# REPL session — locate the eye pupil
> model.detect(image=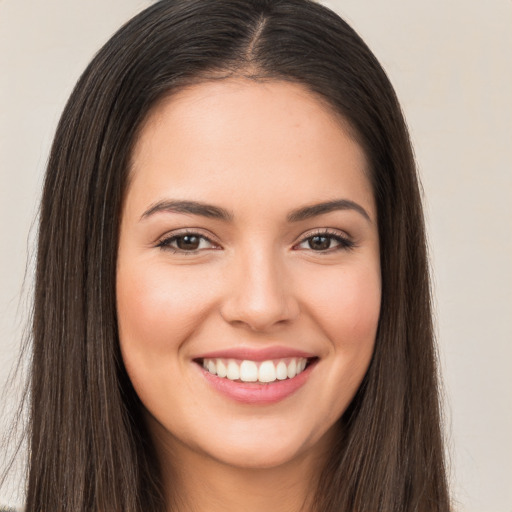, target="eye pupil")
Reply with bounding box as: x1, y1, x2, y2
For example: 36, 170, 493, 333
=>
177, 235, 200, 250
309, 235, 331, 251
